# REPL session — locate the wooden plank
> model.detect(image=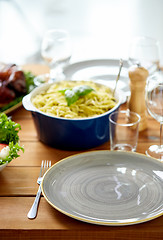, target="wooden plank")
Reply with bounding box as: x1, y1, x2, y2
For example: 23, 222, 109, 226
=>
17, 119, 38, 141
9, 107, 32, 119
0, 167, 40, 196
22, 64, 49, 76
5, 139, 161, 168
1, 229, 163, 240
0, 197, 162, 240
8, 141, 90, 166
0, 138, 161, 195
